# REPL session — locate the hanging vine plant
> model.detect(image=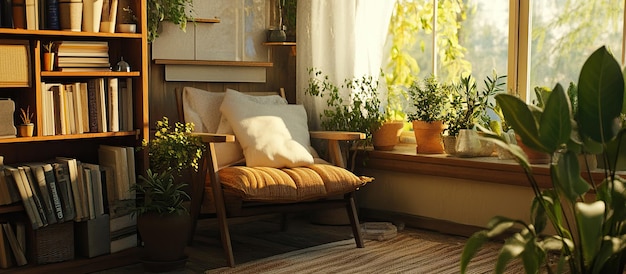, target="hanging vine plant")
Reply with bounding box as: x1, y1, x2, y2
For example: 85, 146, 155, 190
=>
147, 0, 195, 43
